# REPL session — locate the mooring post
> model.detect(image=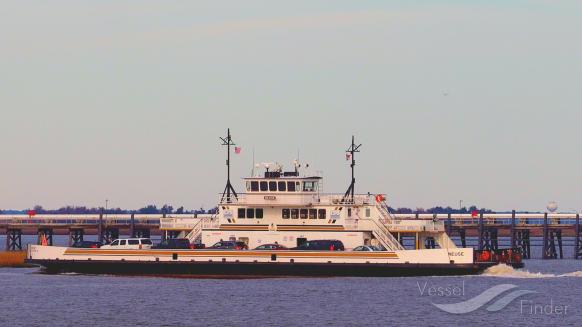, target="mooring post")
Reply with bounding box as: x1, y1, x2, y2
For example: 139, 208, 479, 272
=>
130, 213, 135, 238
557, 230, 563, 259
543, 212, 549, 259
478, 212, 484, 251
98, 210, 103, 244
459, 229, 466, 248
576, 213, 581, 259
510, 210, 516, 248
